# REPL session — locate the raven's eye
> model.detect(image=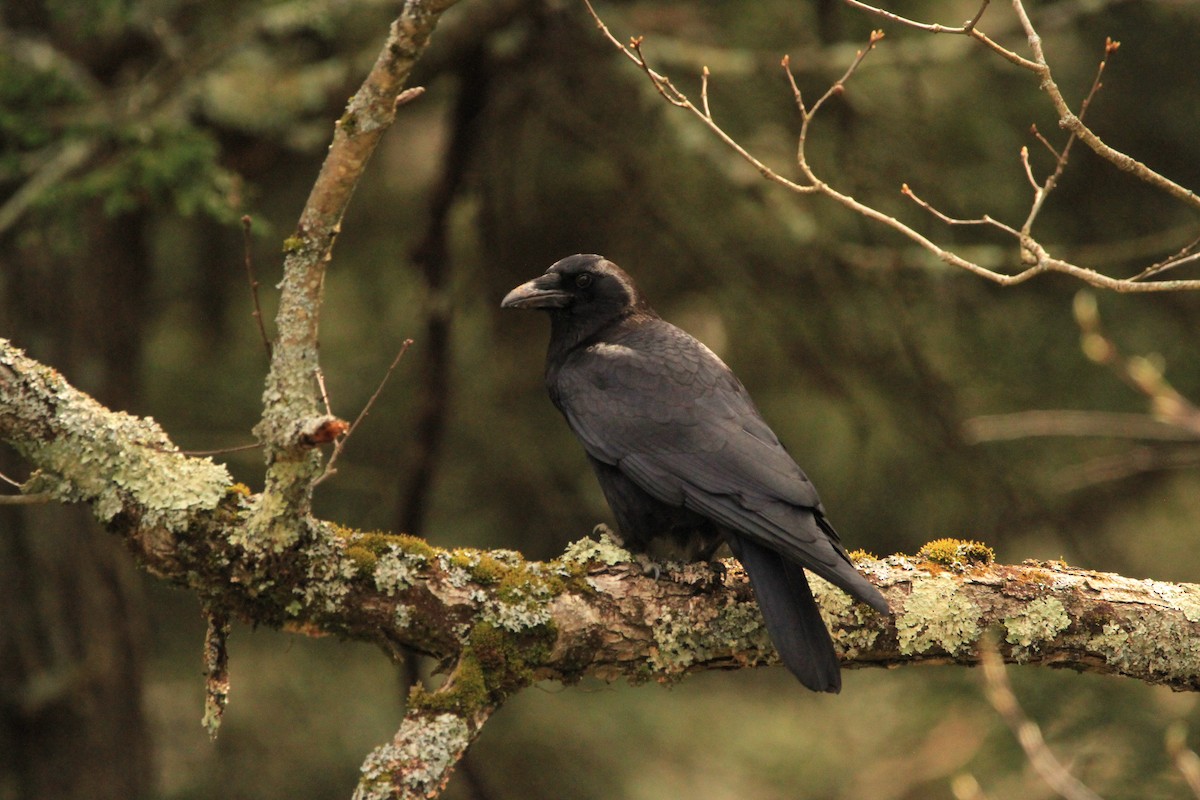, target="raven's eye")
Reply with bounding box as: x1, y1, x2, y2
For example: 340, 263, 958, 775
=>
575, 273, 593, 289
